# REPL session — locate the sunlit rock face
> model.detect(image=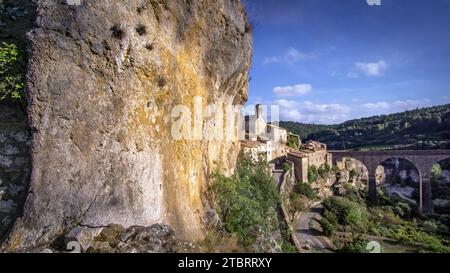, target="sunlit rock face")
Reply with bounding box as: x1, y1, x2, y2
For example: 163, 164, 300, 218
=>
3, 0, 251, 250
